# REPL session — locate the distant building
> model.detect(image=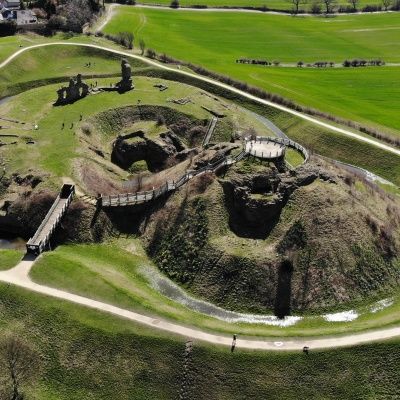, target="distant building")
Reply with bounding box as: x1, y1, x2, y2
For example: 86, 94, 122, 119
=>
0, 0, 20, 10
